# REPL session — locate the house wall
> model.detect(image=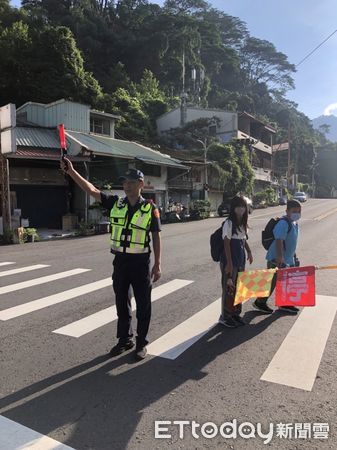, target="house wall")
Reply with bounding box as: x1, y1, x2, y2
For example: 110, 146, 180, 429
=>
208, 191, 223, 211
17, 101, 116, 137
157, 107, 237, 136
18, 100, 90, 132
